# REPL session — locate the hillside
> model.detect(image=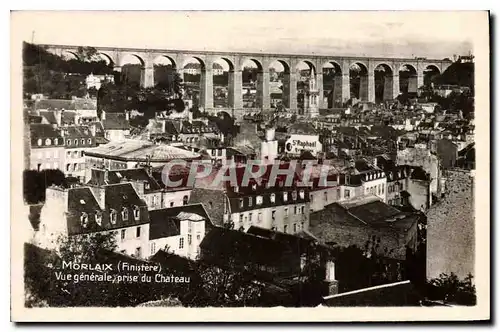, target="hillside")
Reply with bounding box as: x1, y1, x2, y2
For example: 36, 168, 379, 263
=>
433, 62, 474, 89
